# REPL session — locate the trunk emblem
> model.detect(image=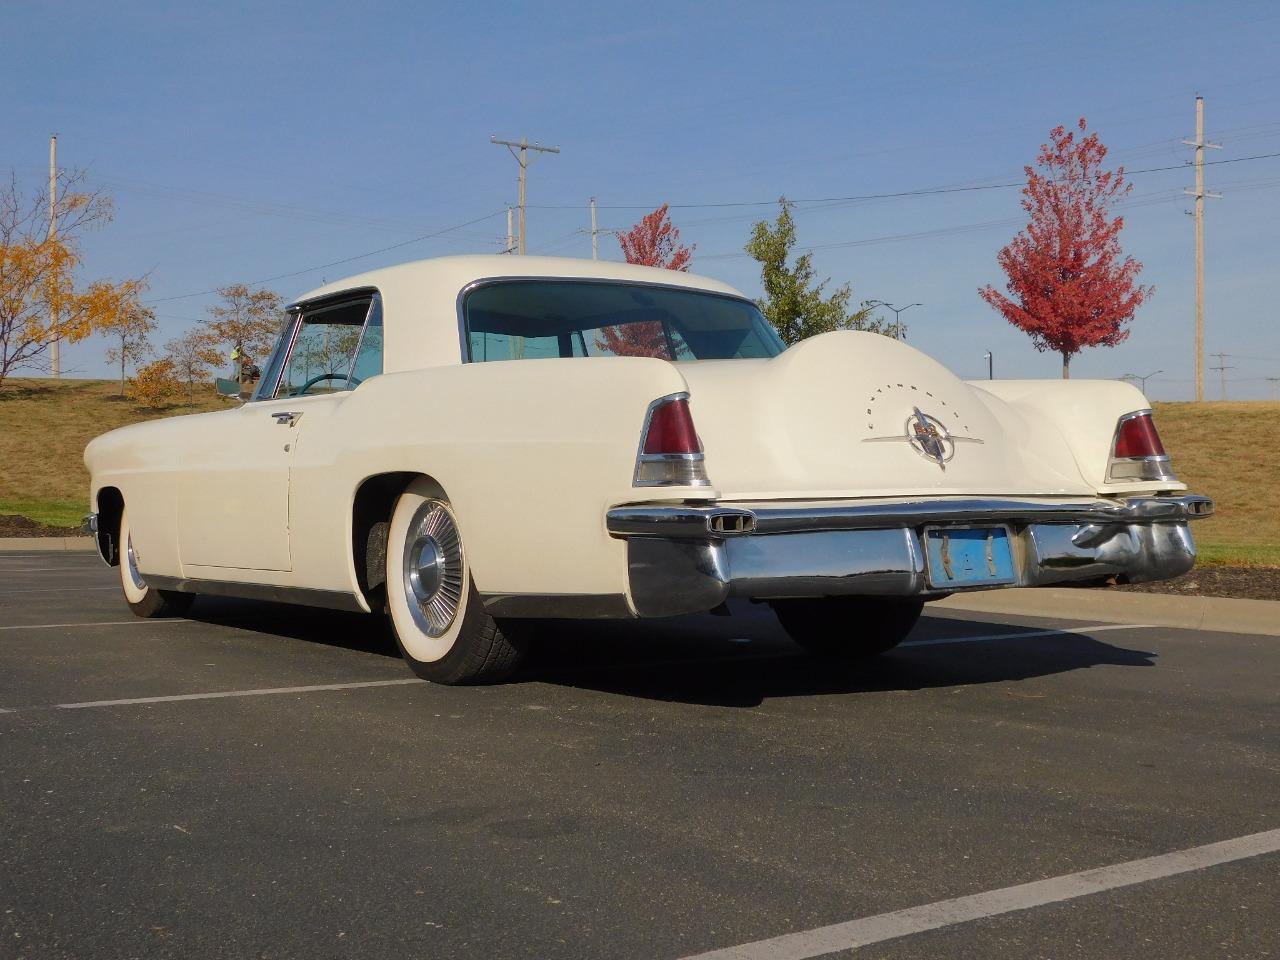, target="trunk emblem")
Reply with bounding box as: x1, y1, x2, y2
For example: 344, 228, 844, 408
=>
865, 407, 983, 470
